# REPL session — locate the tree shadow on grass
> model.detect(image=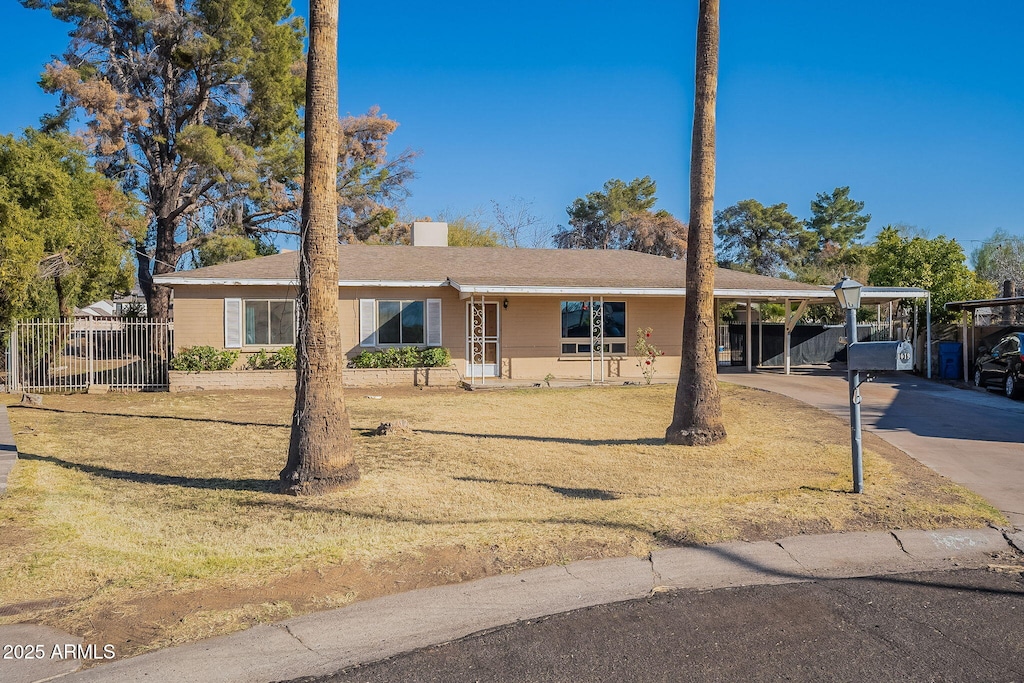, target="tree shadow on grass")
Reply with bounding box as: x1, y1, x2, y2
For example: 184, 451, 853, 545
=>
18, 455, 673, 539
21, 452, 683, 541
415, 428, 664, 447
453, 476, 622, 500
235, 495, 678, 540
9, 405, 287, 429
18, 452, 278, 493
